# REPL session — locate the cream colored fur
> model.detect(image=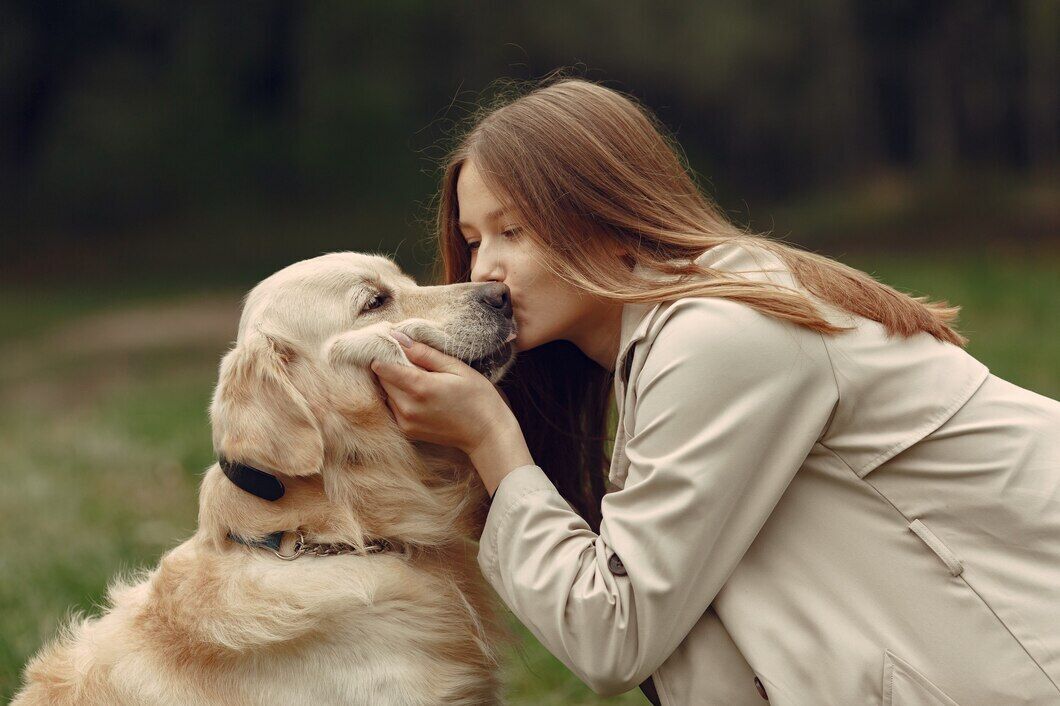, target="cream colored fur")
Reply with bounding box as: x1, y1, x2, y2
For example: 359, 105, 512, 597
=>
14, 253, 517, 705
